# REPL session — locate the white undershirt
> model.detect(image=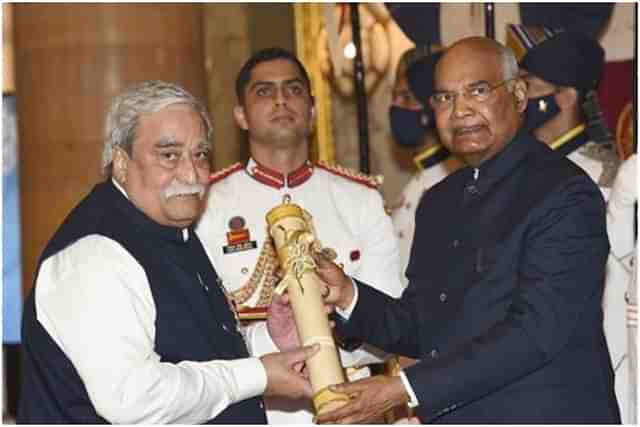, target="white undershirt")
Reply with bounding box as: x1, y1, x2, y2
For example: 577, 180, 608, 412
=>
34, 180, 267, 424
